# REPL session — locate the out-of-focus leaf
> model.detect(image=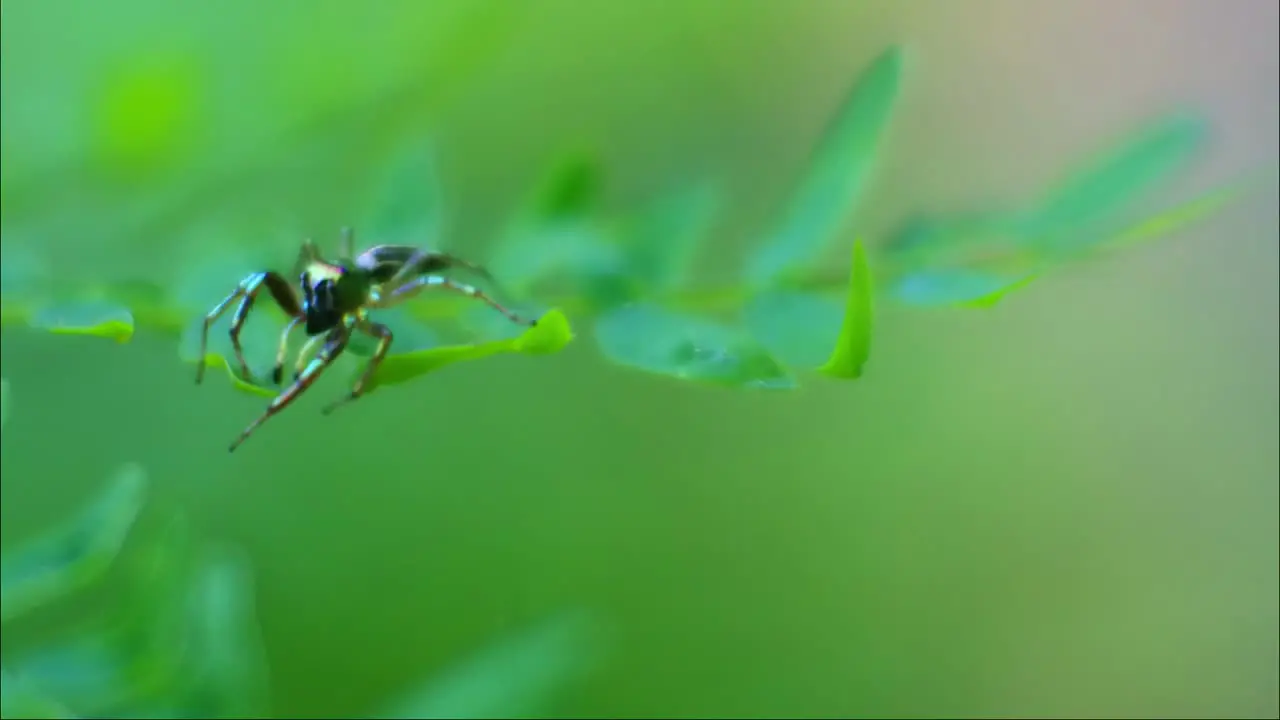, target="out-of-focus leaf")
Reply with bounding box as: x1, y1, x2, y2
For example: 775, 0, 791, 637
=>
891, 268, 1037, 308
362, 308, 574, 393
0, 463, 147, 623
0, 667, 74, 719
746, 46, 903, 287
169, 546, 269, 719
625, 181, 721, 293
362, 138, 445, 250
489, 155, 624, 297
819, 240, 875, 379
374, 611, 604, 720
1020, 112, 1208, 252
30, 302, 135, 344
742, 291, 844, 370
1097, 178, 1250, 254
11, 517, 194, 715
1, 378, 9, 432
595, 303, 795, 389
